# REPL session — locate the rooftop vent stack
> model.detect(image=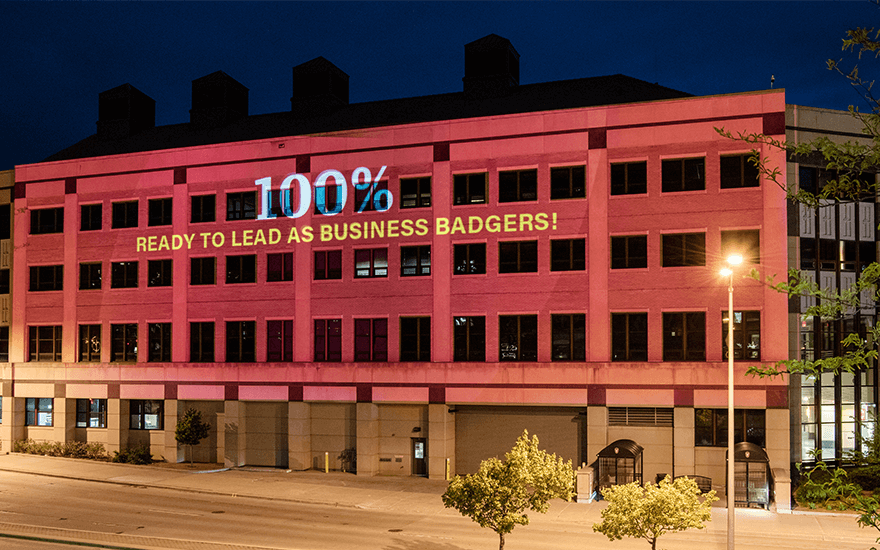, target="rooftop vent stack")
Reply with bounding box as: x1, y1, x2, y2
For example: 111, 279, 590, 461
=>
463, 34, 520, 100
290, 57, 349, 118
190, 71, 249, 130
96, 84, 156, 140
